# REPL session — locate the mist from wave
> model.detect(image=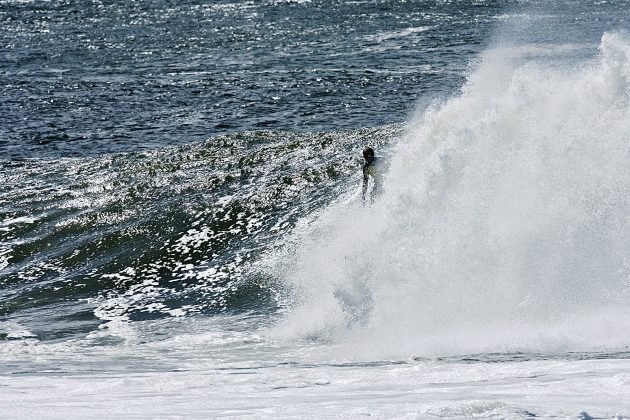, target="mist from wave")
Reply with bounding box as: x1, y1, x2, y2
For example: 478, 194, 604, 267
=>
274, 31, 630, 359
